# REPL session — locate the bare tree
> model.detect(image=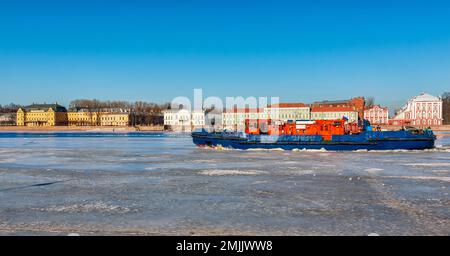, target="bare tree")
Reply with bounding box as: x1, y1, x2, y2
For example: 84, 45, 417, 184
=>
0, 103, 20, 126
365, 97, 375, 108
443, 92, 450, 125
69, 99, 166, 126
0, 103, 22, 113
